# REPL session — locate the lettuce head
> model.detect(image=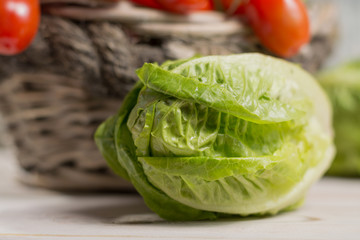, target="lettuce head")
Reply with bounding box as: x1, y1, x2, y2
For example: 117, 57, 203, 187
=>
95, 54, 334, 220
